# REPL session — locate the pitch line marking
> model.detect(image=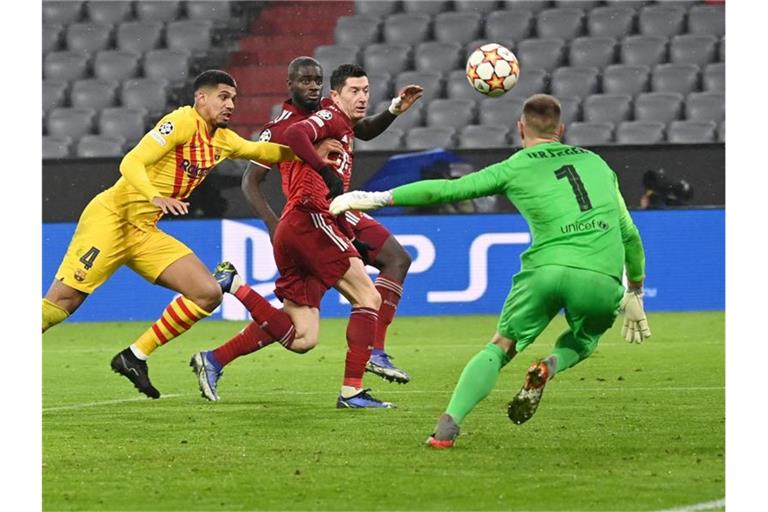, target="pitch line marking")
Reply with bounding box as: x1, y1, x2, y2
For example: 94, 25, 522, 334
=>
656, 498, 725, 512
42, 393, 186, 413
